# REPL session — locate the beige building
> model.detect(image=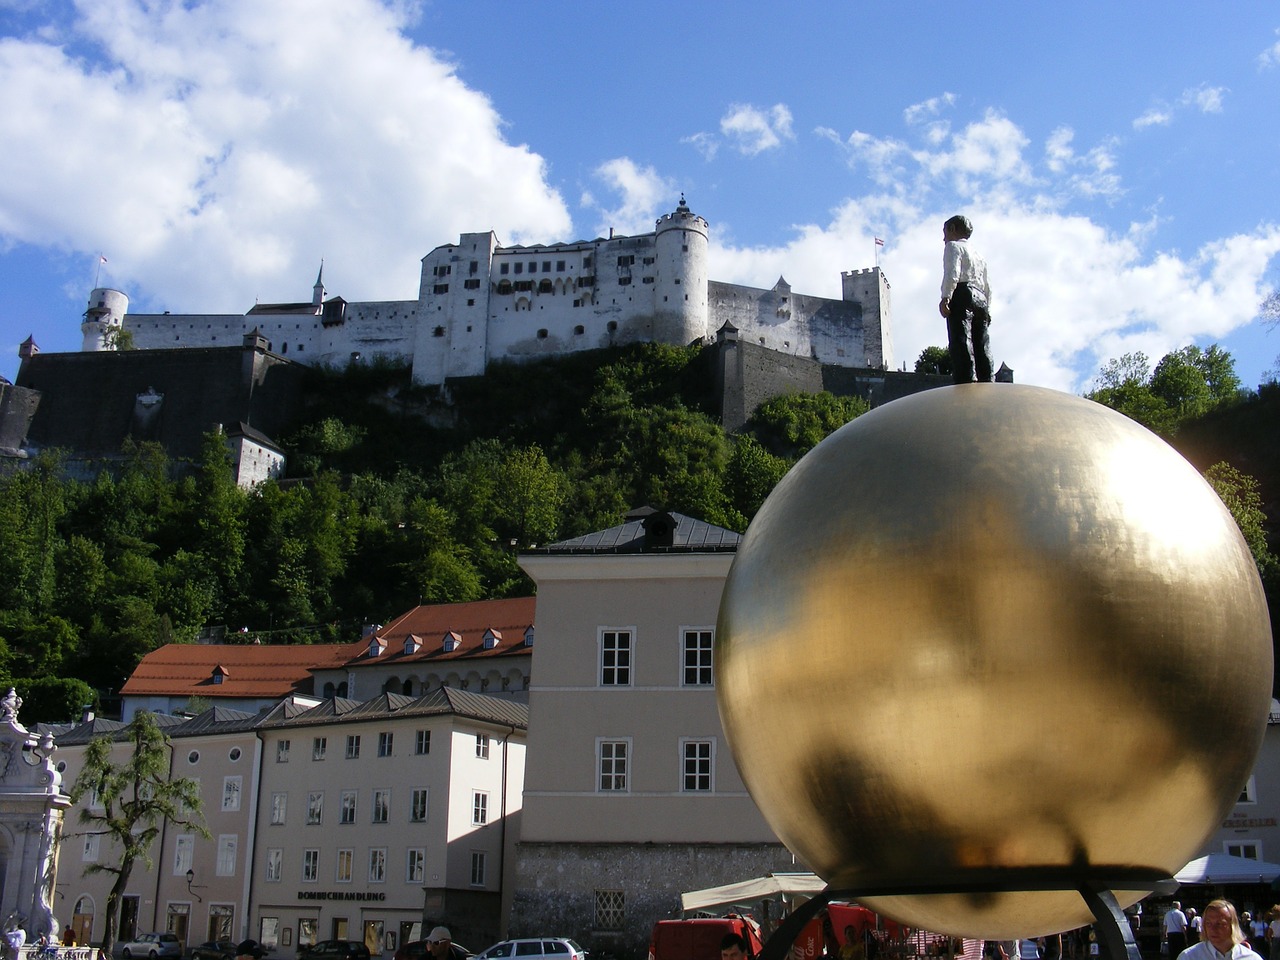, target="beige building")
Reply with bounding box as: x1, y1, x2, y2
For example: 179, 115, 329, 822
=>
249, 689, 527, 956
513, 509, 796, 957
53, 707, 266, 949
